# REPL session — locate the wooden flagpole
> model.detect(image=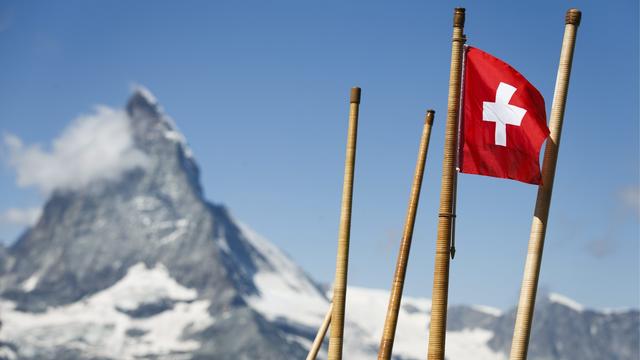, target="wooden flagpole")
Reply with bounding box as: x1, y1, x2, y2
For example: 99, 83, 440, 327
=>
427, 8, 465, 360
328, 87, 361, 360
306, 302, 333, 360
378, 110, 436, 360
509, 9, 581, 360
